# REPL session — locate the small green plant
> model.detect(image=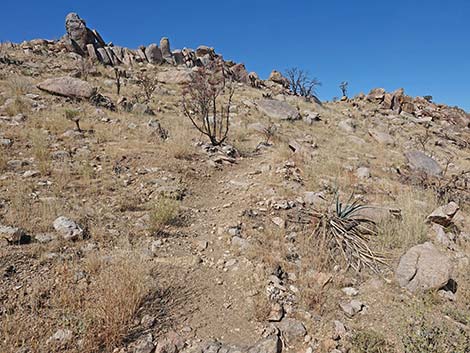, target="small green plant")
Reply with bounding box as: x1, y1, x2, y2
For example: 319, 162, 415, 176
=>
311, 191, 387, 272
351, 329, 396, 353
150, 197, 179, 234
64, 109, 81, 132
